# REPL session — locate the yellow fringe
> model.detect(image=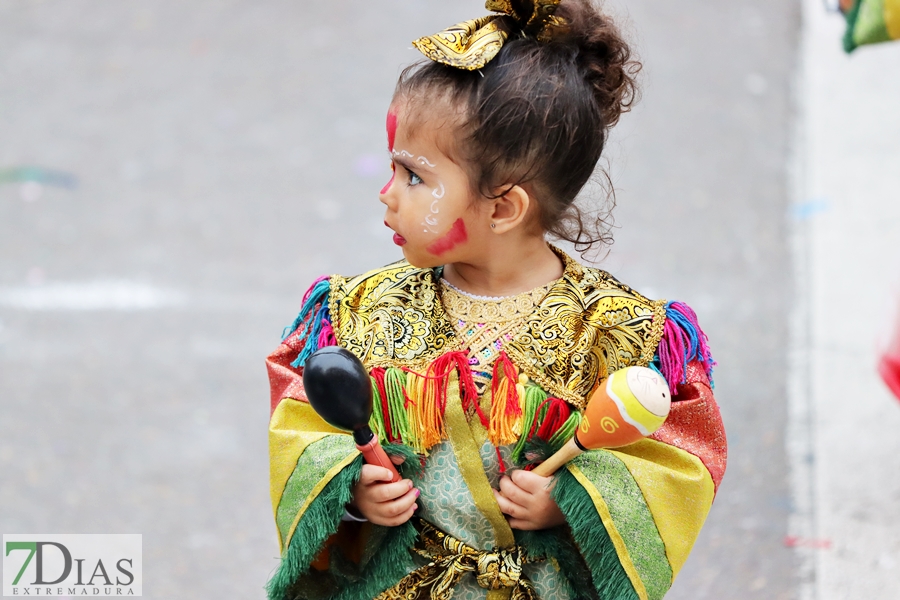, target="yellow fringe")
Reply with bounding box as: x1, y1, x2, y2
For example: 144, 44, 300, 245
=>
488, 365, 523, 446
376, 354, 533, 453
405, 370, 424, 454
407, 366, 446, 453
